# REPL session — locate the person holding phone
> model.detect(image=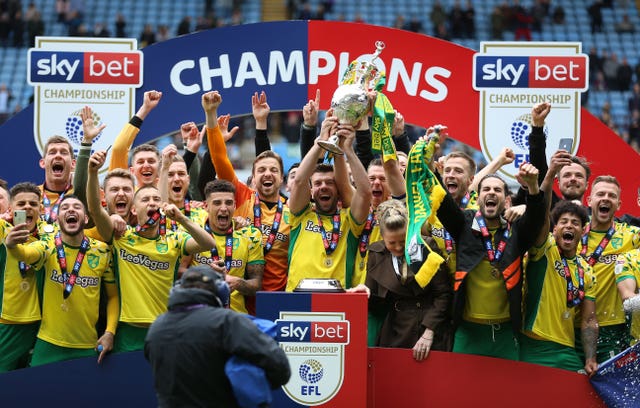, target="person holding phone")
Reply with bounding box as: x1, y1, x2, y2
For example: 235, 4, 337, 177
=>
0, 182, 46, 371
512, 103, 591, 210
